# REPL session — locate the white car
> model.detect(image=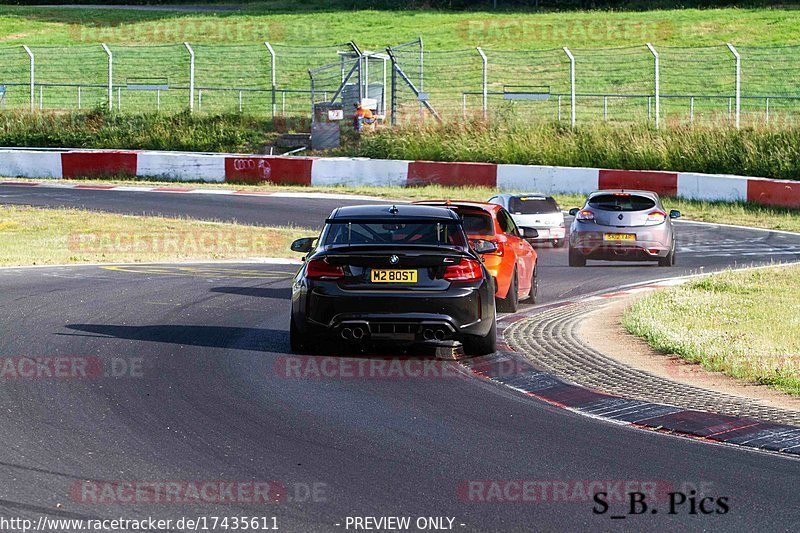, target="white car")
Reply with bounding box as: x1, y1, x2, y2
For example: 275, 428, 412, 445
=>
488, 193, 567, 247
